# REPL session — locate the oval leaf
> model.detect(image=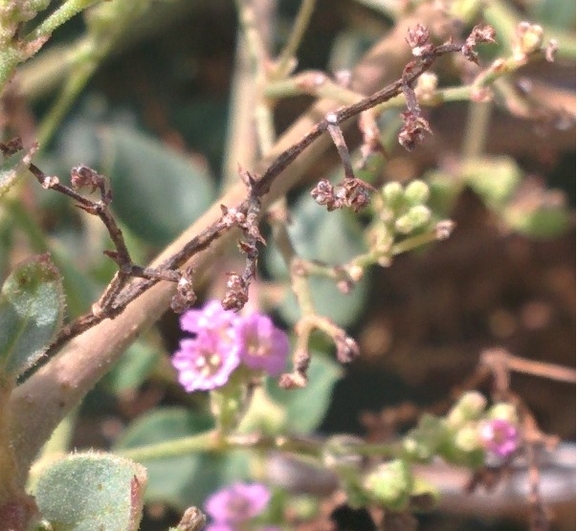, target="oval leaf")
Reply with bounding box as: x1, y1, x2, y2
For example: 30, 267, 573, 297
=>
99, 126, 215, 246
35, 452, 147, 531
0, 254, 64, 377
